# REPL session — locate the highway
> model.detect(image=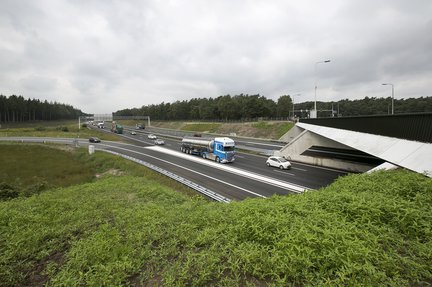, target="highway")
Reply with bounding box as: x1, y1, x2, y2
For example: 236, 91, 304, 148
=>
1, 126, 348, 201
91, 126, 348, 198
